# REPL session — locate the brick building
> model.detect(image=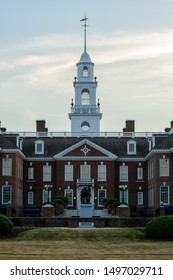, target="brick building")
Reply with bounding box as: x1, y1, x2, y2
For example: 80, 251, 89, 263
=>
0, 18, 173, 217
